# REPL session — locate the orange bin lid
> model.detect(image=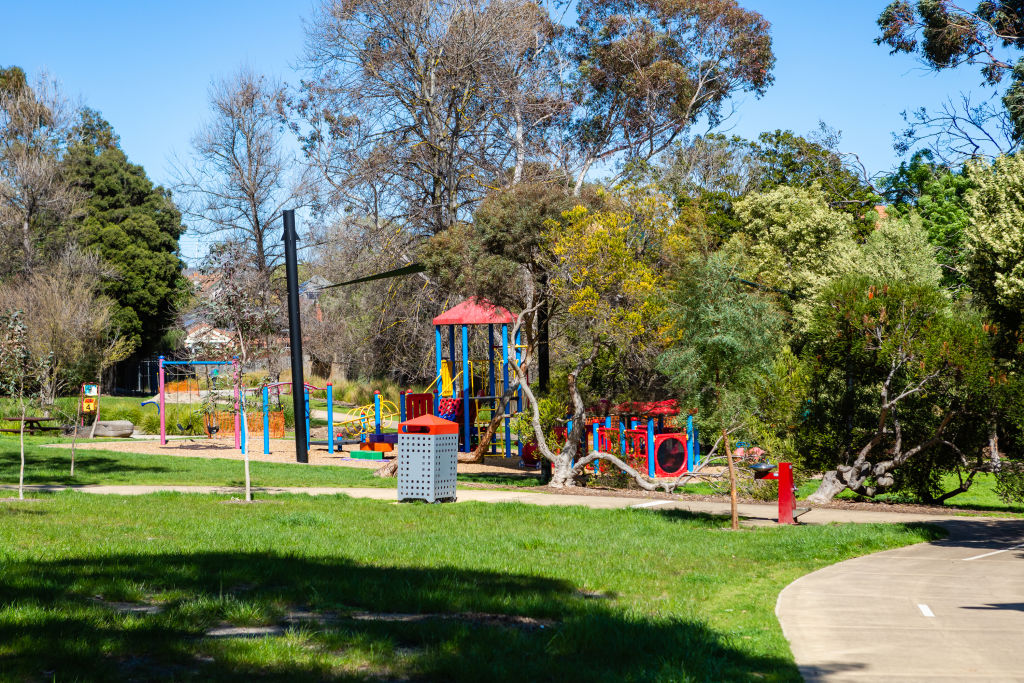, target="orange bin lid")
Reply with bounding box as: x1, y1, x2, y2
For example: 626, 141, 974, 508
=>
400, 413, 458, 435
